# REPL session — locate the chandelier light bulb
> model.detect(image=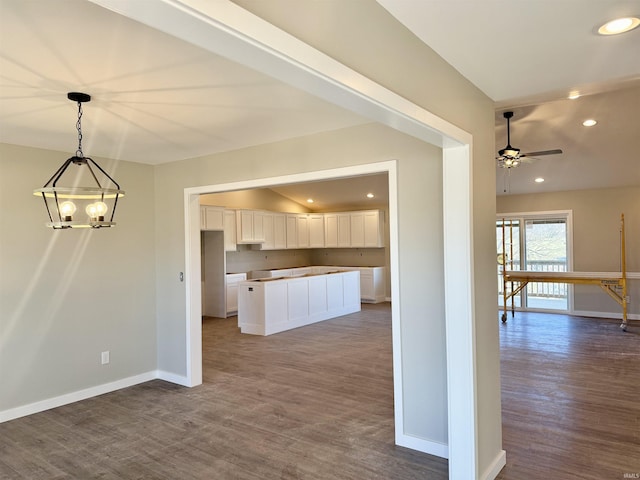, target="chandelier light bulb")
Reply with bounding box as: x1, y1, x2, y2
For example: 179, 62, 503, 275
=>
86, 203, 98, 219
94, 201, 108, 218
86, 202, 109, 221
59, 201, 76, 220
